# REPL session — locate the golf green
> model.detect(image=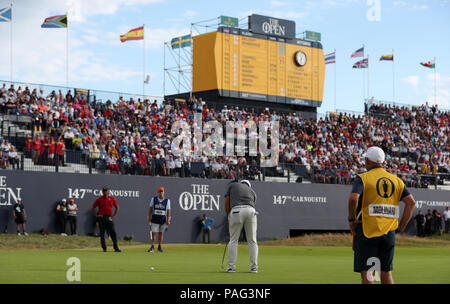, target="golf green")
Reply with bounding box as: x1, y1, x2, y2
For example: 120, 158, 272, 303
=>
1, 244, 449, 284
